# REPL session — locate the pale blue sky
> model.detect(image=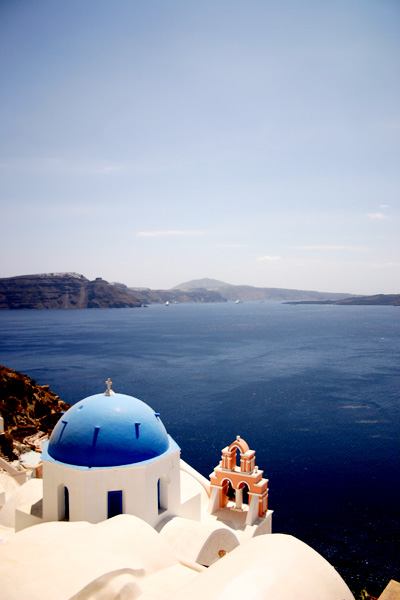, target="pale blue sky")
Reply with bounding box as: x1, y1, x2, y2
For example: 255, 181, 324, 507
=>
1, 0, 399, 294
